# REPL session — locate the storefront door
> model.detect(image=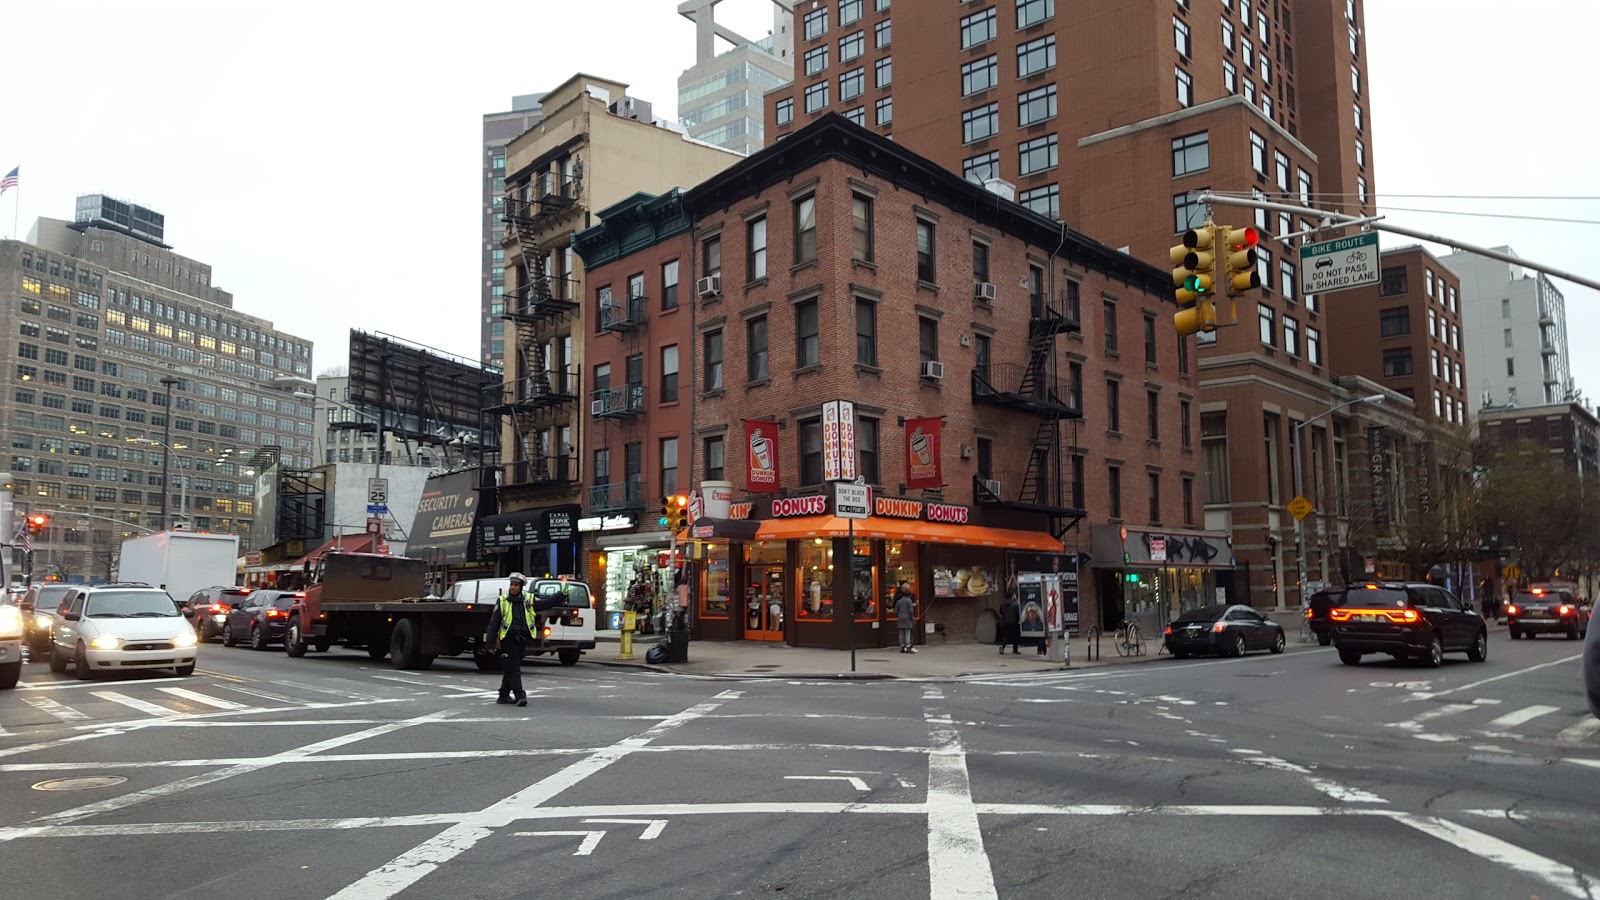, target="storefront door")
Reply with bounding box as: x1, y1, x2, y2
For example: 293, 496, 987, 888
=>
744, 565, 785, 641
